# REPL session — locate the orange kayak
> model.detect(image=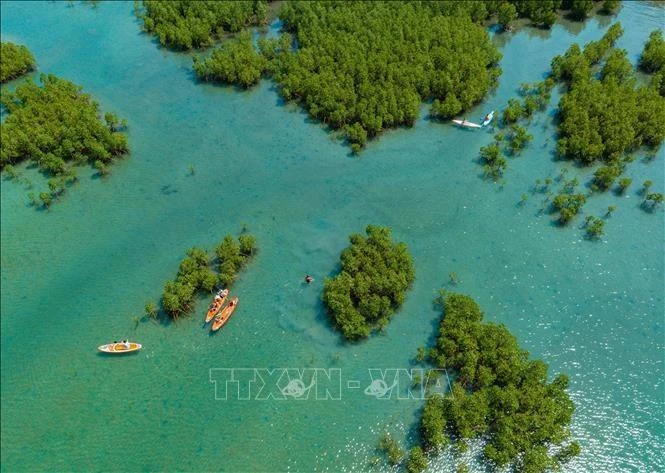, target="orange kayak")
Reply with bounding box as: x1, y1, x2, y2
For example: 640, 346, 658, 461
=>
205, 291, 228, 323
98, 342, 142, 354
211, 297, 239, 332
